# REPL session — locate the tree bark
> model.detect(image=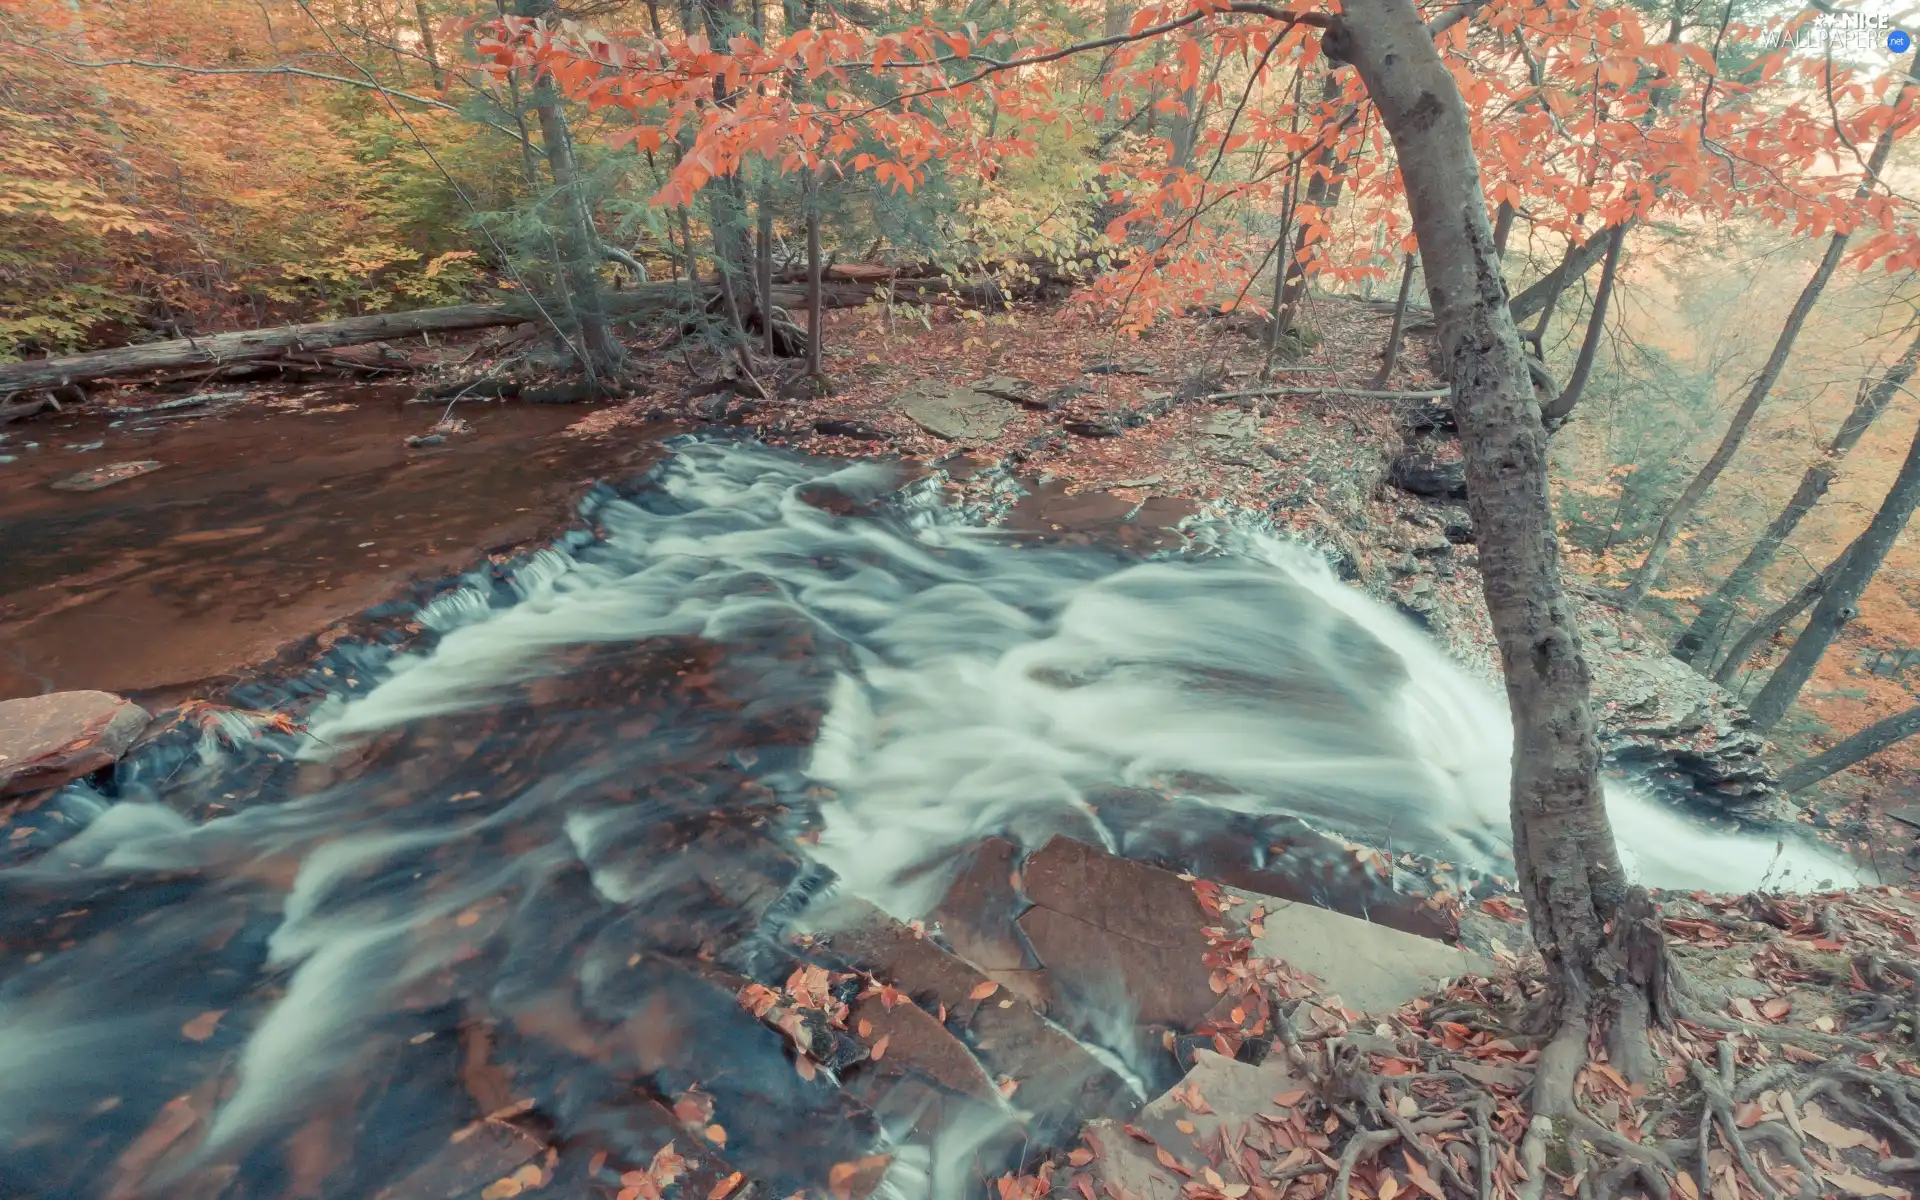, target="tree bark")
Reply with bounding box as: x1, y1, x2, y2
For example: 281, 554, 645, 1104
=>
1261, 170, 1302, 378
1616, 228, 1854, 612
518, 0, 624, 383
1710, 535, 1857, 685
1272, 73, 1348, 345
1367, 251, 1418, 389
1510, 219, 1636, 326
1619, 61, 1911, 611
413, 0, 445, 89
806, 169, 824, 378
757, 179, 777, 355
0, 294, 680, 392
0, 278, 921, 393
1491, 200, 1515, 260
1747, 414, 1920, 731
1675, 326, 1920, 666
1540, 222, 1625, 430
1778, 703, 1920, 793
1332, 0, 1628, 1013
